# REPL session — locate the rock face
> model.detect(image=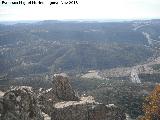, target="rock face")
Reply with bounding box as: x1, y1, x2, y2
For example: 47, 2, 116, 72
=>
0, 86, 44, 120
38, 87, 57, 117
0, 75, 126, 120
52, 75, 79, 101
130, 68, 141, 83
0, 91, 4, 119
38, 74, 79, 116
50, 75, 126, 120
52, 96, 125, 120
52, 104, 125, 120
